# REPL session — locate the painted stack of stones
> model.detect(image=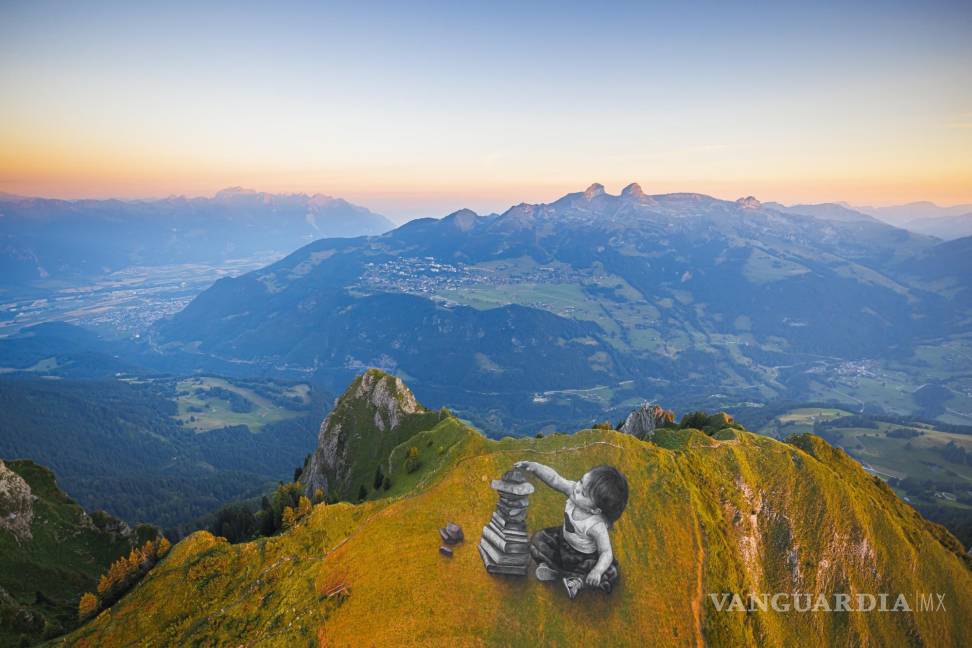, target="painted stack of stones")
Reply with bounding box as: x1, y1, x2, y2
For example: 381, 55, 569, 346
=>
439, 522, 464, 557
479, 468, 534, 575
